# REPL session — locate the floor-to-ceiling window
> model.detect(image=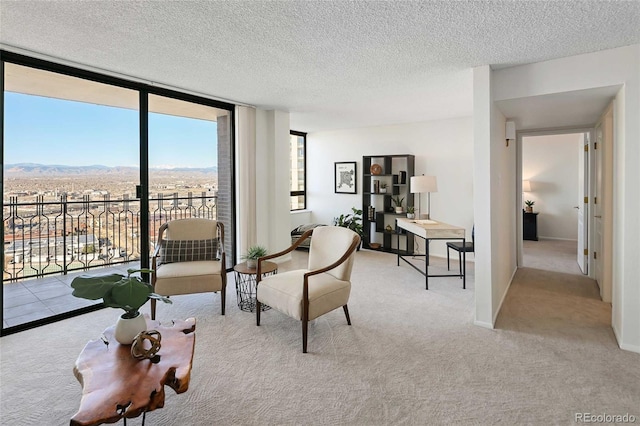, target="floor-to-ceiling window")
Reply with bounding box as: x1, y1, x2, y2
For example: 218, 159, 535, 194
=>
1, 52, 235, 335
